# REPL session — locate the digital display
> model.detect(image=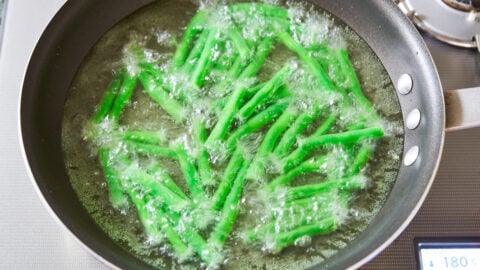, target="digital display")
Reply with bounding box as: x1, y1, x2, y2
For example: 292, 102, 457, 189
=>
416, 238, 480, 270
